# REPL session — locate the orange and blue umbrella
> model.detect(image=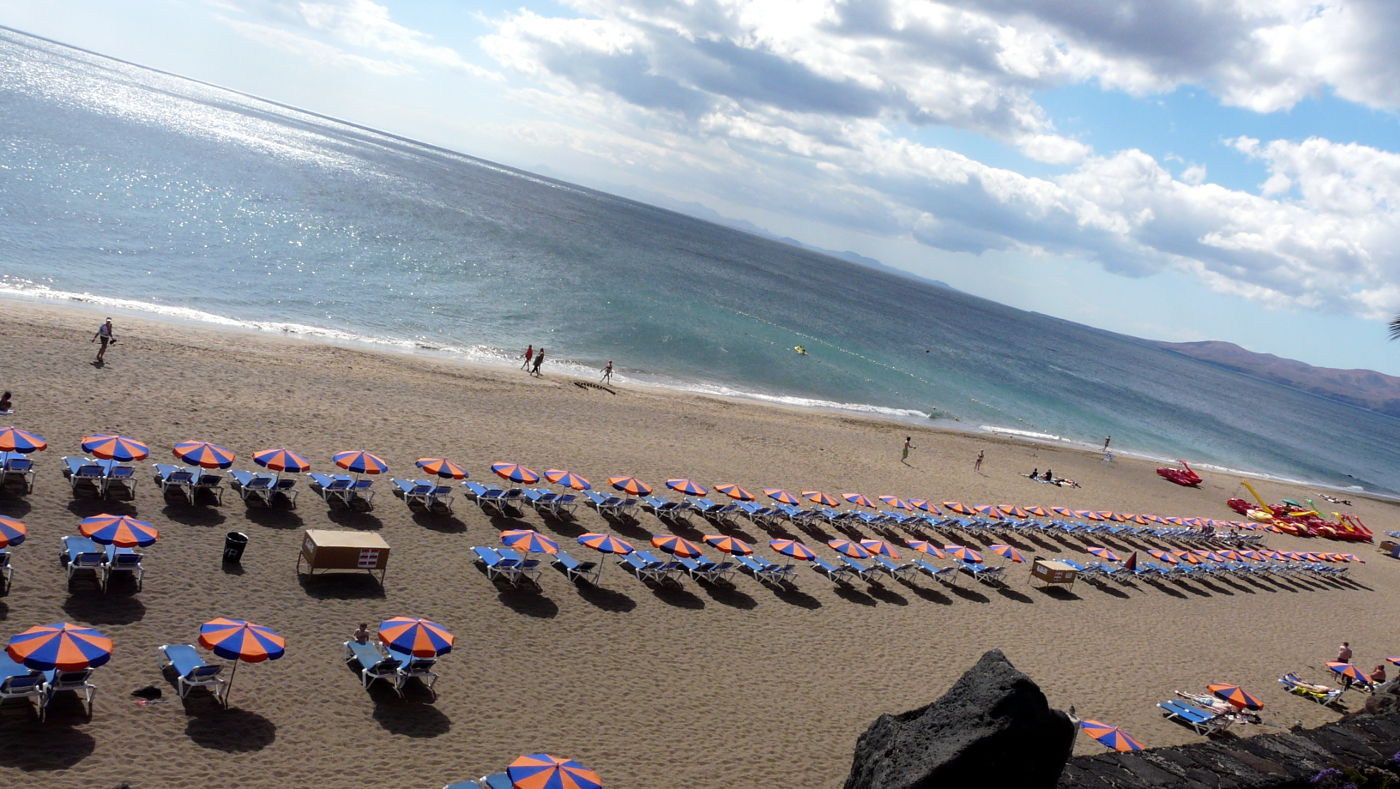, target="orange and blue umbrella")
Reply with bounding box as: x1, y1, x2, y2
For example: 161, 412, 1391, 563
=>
879, 495, 911, 510
1148, 550, 1178, 565
608, 476, 652, 496
651, 534, 703, 558
1024, 505, 1050, 518
501, 529, 560, 555
905, 539, 946, 559
198, 618, 286, 705
972, 504, 1003, 519
6, 622, 112, 671
79, 513, 158, 547
945, 544, 982, 563
1207, 683, 1263, 711
377, 617, 454, 657
1087, 546, 1123, 563
943, 501, 974, 515
988, 544, 1024, 563
827, 539, 871, 559
666, 478, 707, 496
506, 753, 602, 789
1050, 506, 1076, 518
544, 469, 590, 491
843, 493, 875, 508
713, 483, 753, 501
1078, 719, 1143, 752
860, 539, 901, 560
418, 458, 468, 480
492, 462, 540, 484
0, 516, 26, 548
770, 539, 815, 560
1327, 662, 1370, 685
1163, 516, 1186, 526
702, 534, 752, 556
803, 490, 839, 507
1174, 550, 1201, 565
578, 533, 633, 555
253, 448, 310, 473
81, 434, 148, 461
173, 440, 235, 469
999, 505, 1030, 519
763, 488, 800, 505
1386, 656, 1400, 667
908, 499, 939, 514
335, 450, 389, 475
0, 427, 46, 454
